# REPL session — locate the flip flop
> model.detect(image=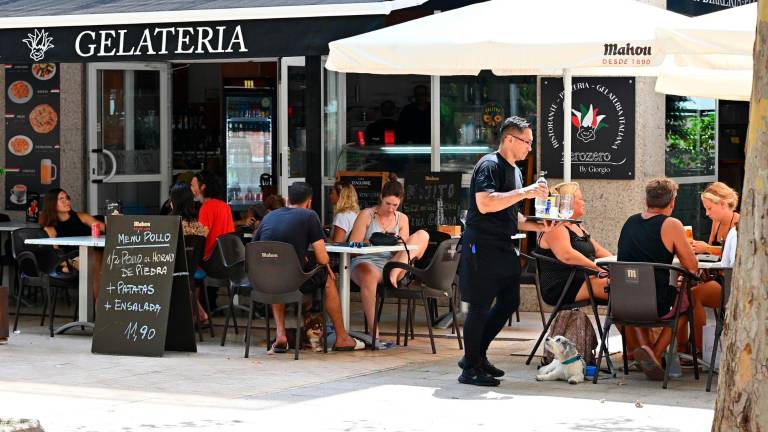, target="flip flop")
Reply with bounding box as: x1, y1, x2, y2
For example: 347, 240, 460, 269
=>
334, 338, 365, 351
271, 341, 289, 354
632, 347, 664, 381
